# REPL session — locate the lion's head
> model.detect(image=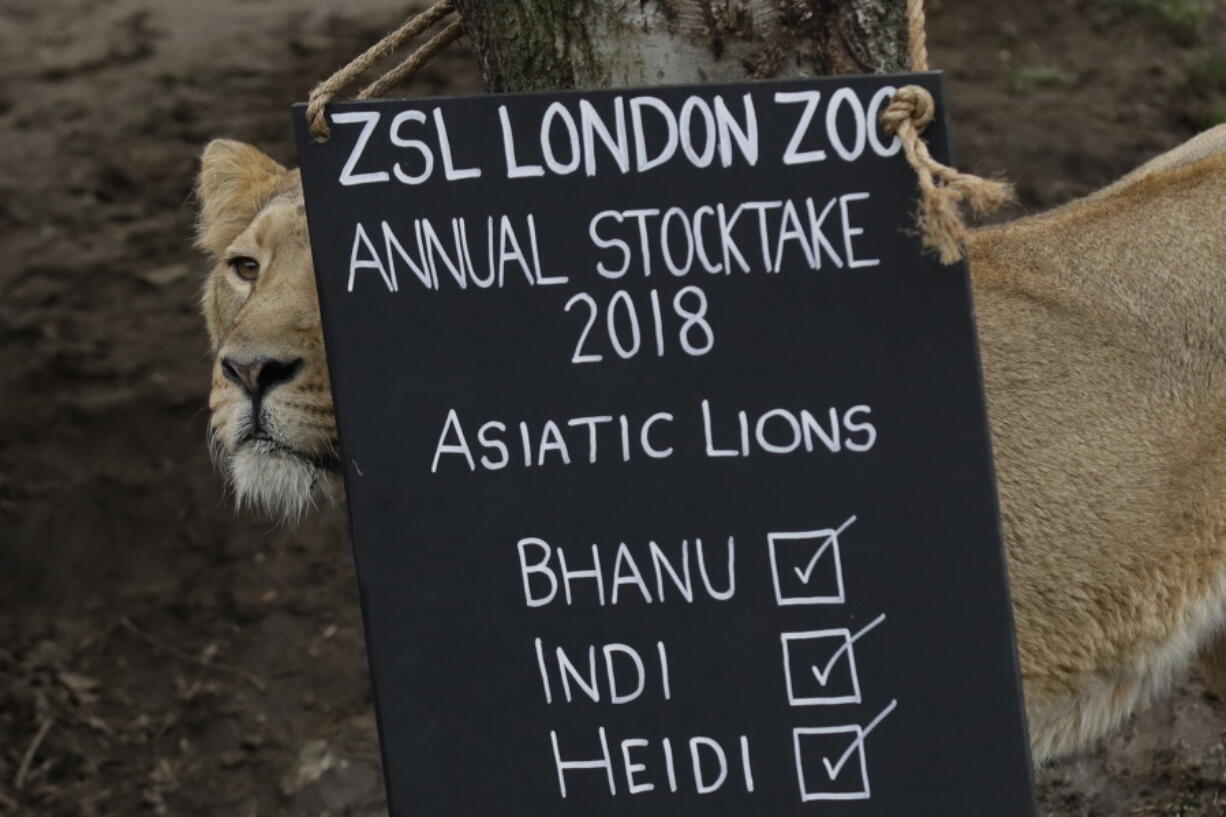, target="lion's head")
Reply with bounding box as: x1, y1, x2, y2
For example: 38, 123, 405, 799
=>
195, 140, 339, 520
